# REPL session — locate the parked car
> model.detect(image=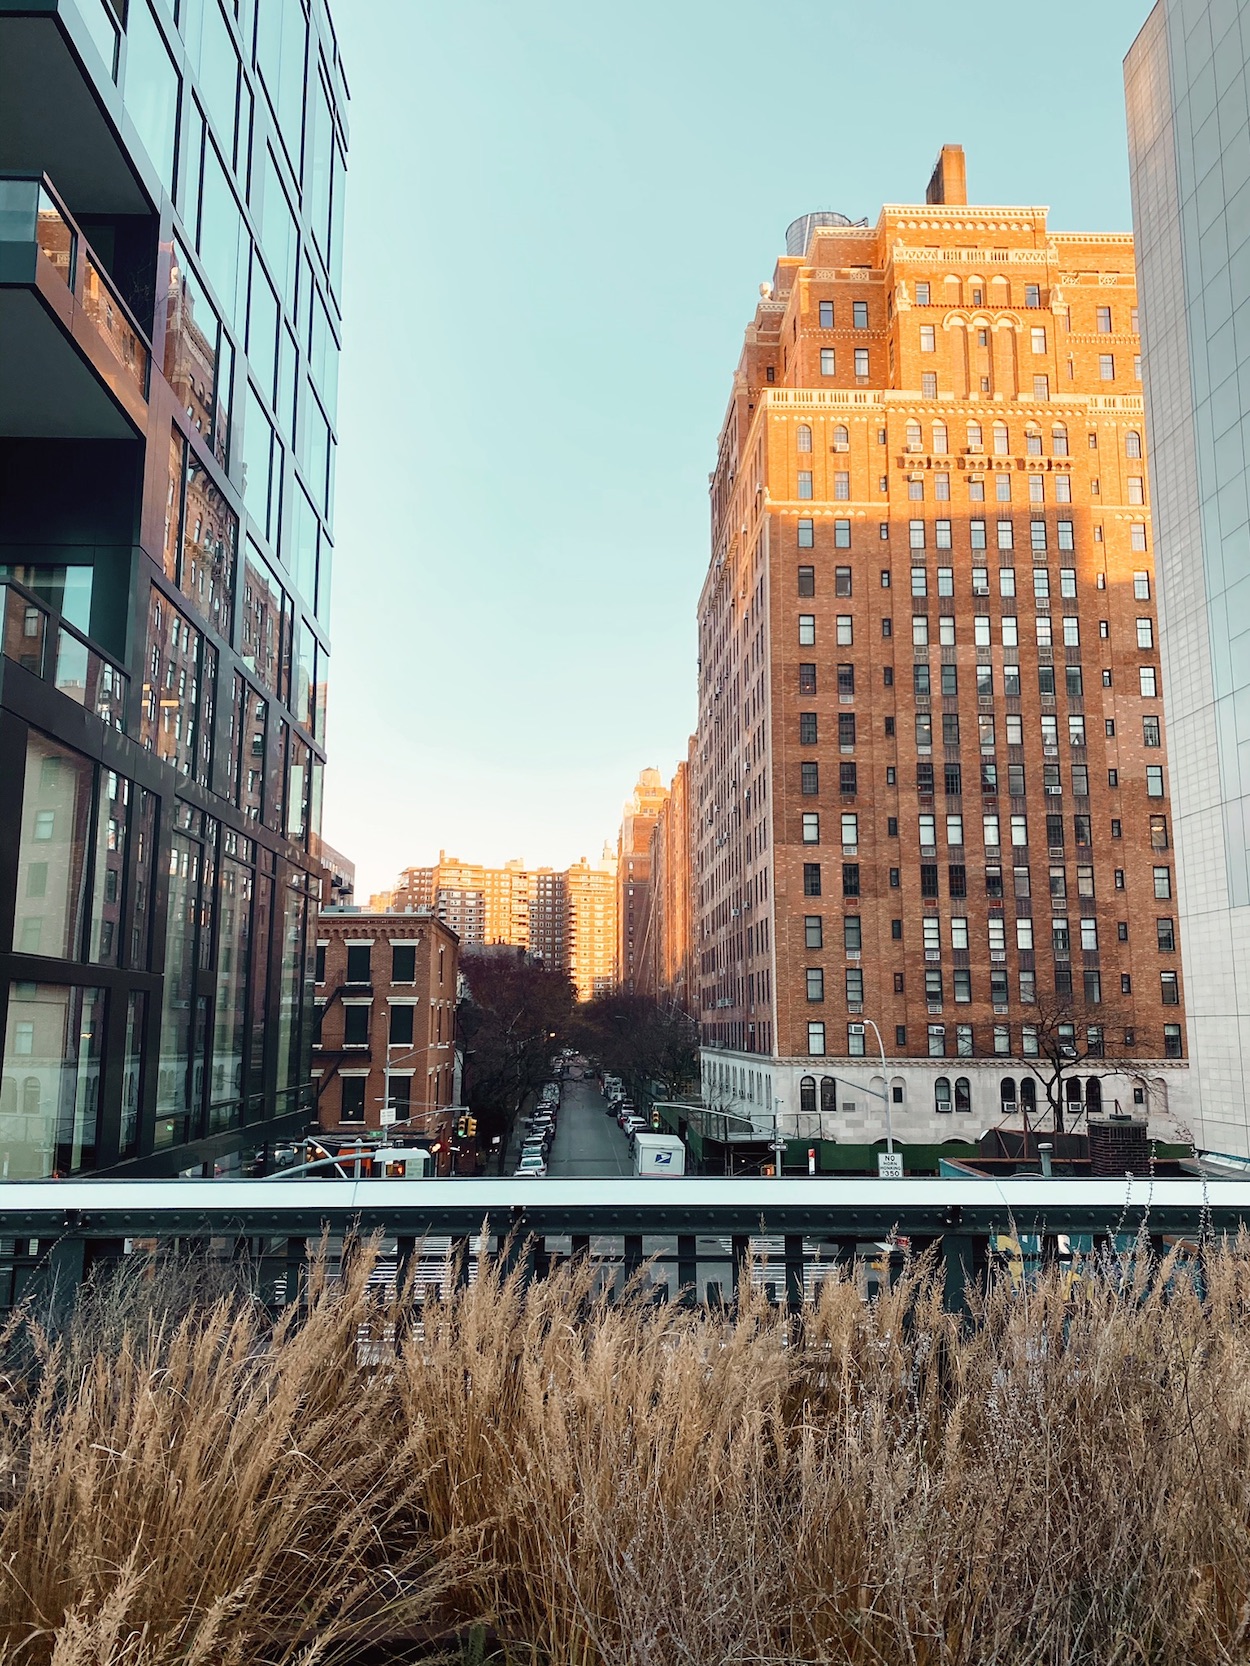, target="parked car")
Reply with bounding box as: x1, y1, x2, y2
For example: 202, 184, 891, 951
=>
515, 1154, 547, 1177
